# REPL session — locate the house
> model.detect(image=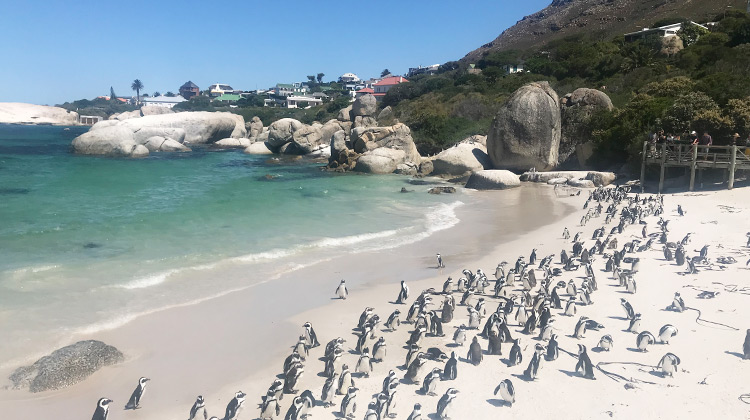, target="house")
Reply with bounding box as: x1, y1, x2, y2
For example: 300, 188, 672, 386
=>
339, 73, 360, 83
141, 95, 187, 108
407, 64, 439, 77
624, 22, 708, 42
207, 83, 239, 98
371, 76, 408, 100
286, 95, 323, 109
213, 94, 242, 104
355, 87, 374, 98
503, 64, 525, 74
179, 81, 200, 99
274, 83, 308, 97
